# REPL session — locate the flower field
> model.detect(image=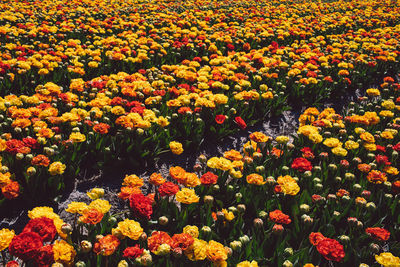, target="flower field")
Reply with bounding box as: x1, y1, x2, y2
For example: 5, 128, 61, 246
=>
1, 0, 400, 266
